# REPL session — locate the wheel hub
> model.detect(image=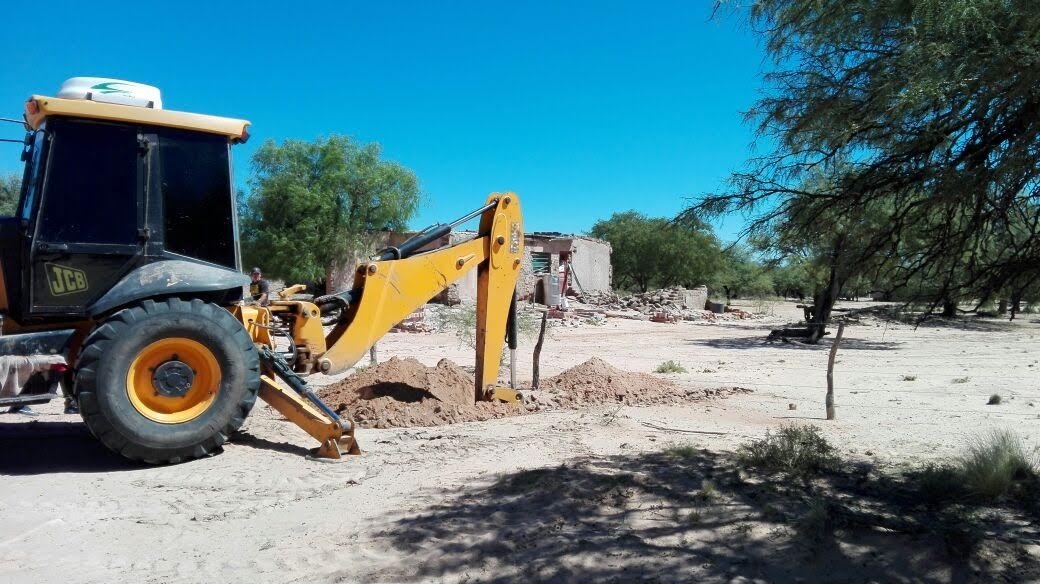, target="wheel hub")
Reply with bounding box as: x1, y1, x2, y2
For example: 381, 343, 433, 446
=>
152, 360, 195, 398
